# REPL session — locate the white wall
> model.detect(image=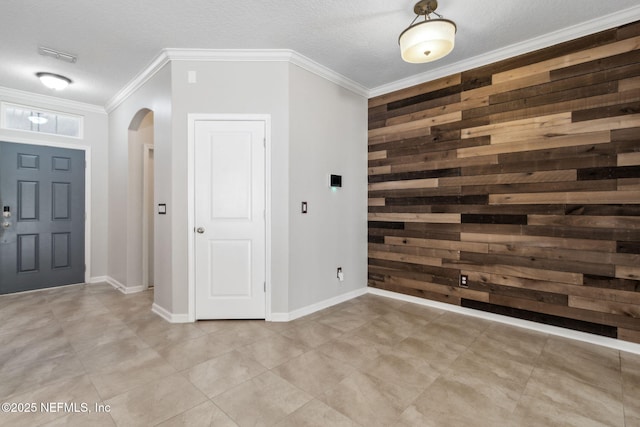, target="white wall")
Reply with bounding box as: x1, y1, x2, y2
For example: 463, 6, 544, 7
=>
0, 88, 109, 280
288, 64, 368, 311
170, 60, 367, 317
170, 60, 290, 314
106, 56, 367, 319
107, 65, 173, 309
